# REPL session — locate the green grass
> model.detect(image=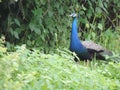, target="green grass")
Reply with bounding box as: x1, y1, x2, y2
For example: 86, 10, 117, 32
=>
0, 29, 120, 90
0, 45, 120, 90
